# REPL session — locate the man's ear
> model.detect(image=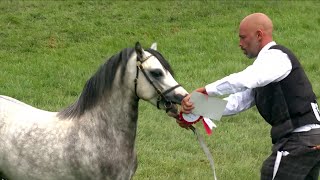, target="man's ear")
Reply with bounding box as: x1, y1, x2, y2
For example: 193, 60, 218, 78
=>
257, 29, 263, 40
